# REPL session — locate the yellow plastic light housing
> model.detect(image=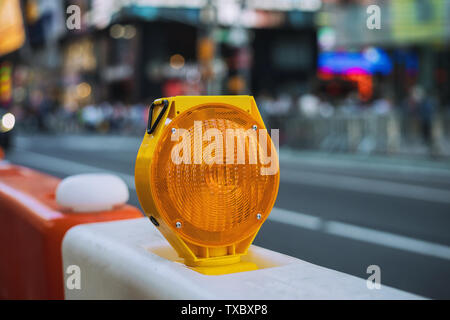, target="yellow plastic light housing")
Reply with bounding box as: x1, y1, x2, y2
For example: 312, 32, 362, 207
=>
135, 96, 279, 275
